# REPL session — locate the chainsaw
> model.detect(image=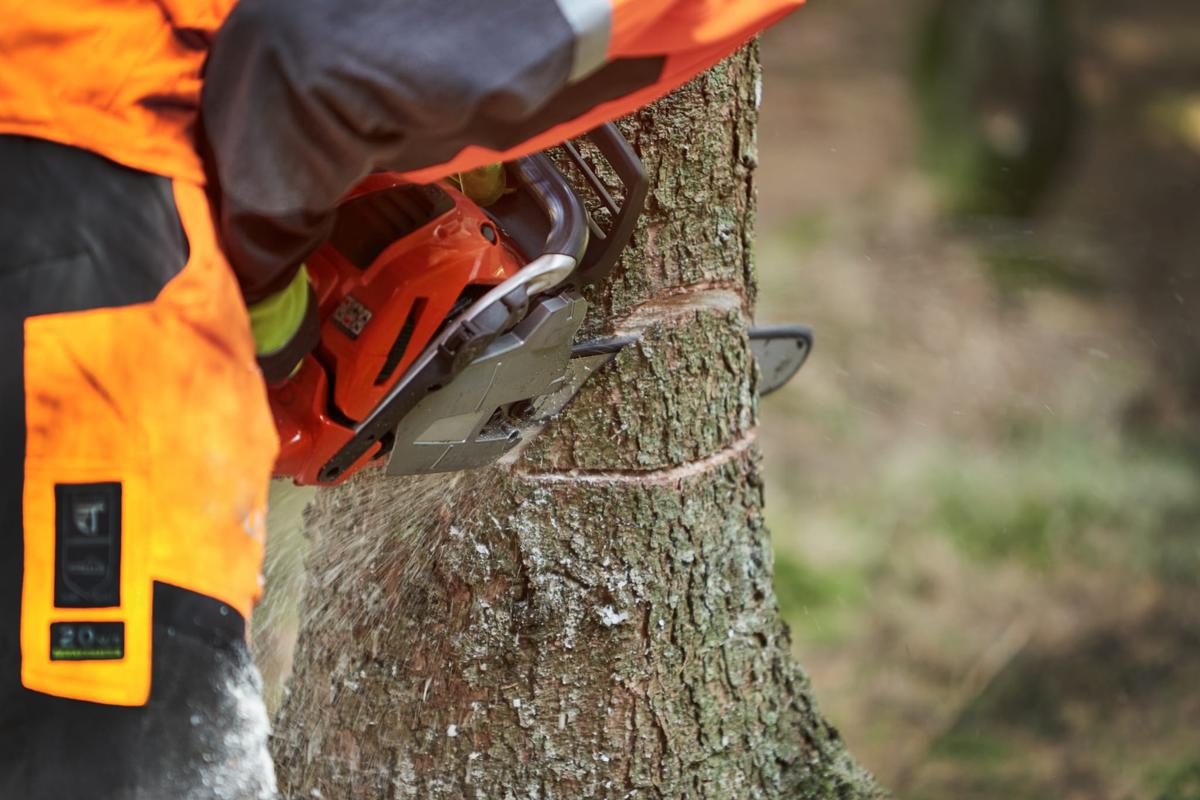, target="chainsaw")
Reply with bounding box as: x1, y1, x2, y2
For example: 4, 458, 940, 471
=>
271, 124, 811, 486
